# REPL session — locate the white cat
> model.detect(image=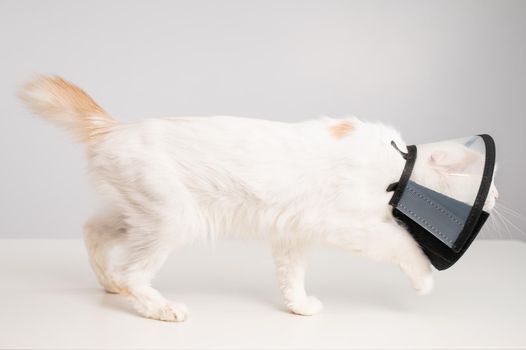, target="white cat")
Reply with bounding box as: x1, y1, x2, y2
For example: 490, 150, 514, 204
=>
19, 76, 496, 322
